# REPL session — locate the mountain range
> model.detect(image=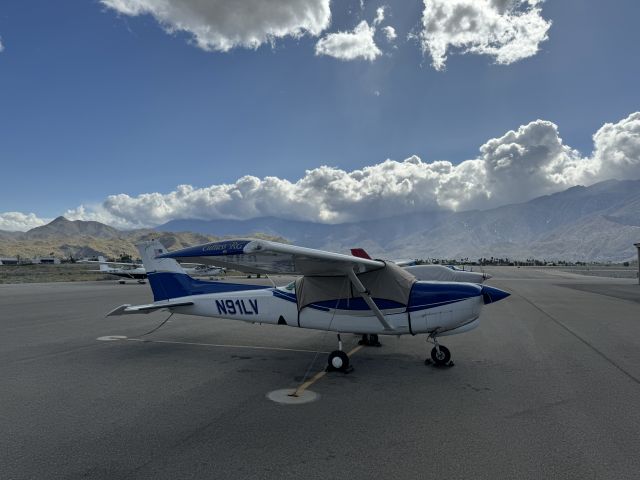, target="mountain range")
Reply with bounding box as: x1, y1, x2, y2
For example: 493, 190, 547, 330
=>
1, 179, 639, 262
157, 179, 640, 262
0, 218, 247, 260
